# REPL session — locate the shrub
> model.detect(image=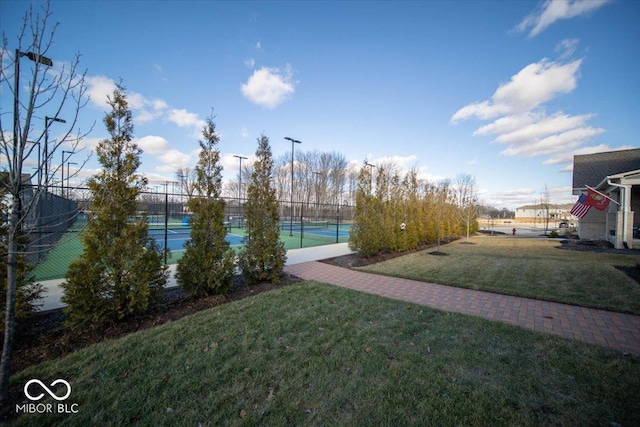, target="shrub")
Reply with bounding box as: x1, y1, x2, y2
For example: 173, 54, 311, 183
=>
62, 83, 167, 330
176, 115, 235, 297
0, 233, 43, 329
238, 135, 286, 284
